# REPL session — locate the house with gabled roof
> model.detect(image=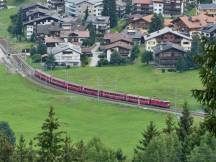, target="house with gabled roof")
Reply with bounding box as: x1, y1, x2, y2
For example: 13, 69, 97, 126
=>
21, 2, 49, 21
60, 30, 90, 44
103, 33, 133, 45
104, 41, 132, 62
153, 42, 187, 68
47, 42, 82, 67
144, 27, 192, 51
128, 14, 173, 33
173, 13, 216, 36
201, 24, 216, 38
